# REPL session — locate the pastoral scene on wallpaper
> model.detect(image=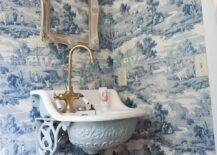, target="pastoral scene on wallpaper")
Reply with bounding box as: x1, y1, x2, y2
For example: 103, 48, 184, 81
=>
0, 0, 215, 155
50, 0, 89, 37
105, 0, 215, 154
